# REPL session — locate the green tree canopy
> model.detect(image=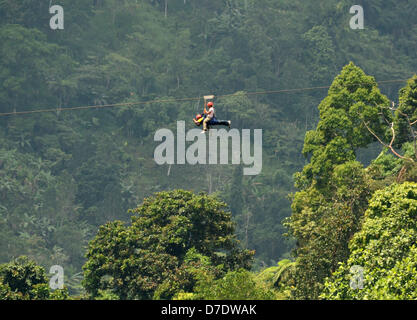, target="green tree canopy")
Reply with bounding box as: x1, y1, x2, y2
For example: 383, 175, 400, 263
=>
297, 62, 391, 190
0, 256, 69, 300
394, 75, 417, 148
286, 63, 390, 299
182, 268, 277, 300
82, 190, 254, 299
322, 182, 417, 299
